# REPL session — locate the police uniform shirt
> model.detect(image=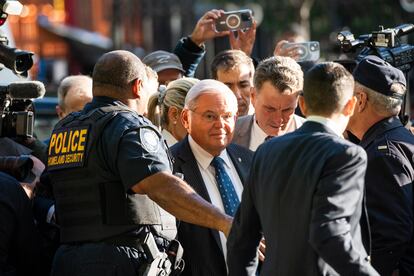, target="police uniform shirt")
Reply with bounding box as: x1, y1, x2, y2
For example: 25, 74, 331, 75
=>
187, 135, 243, 262
359, 116, 414, 272
81, 96, 172, 191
